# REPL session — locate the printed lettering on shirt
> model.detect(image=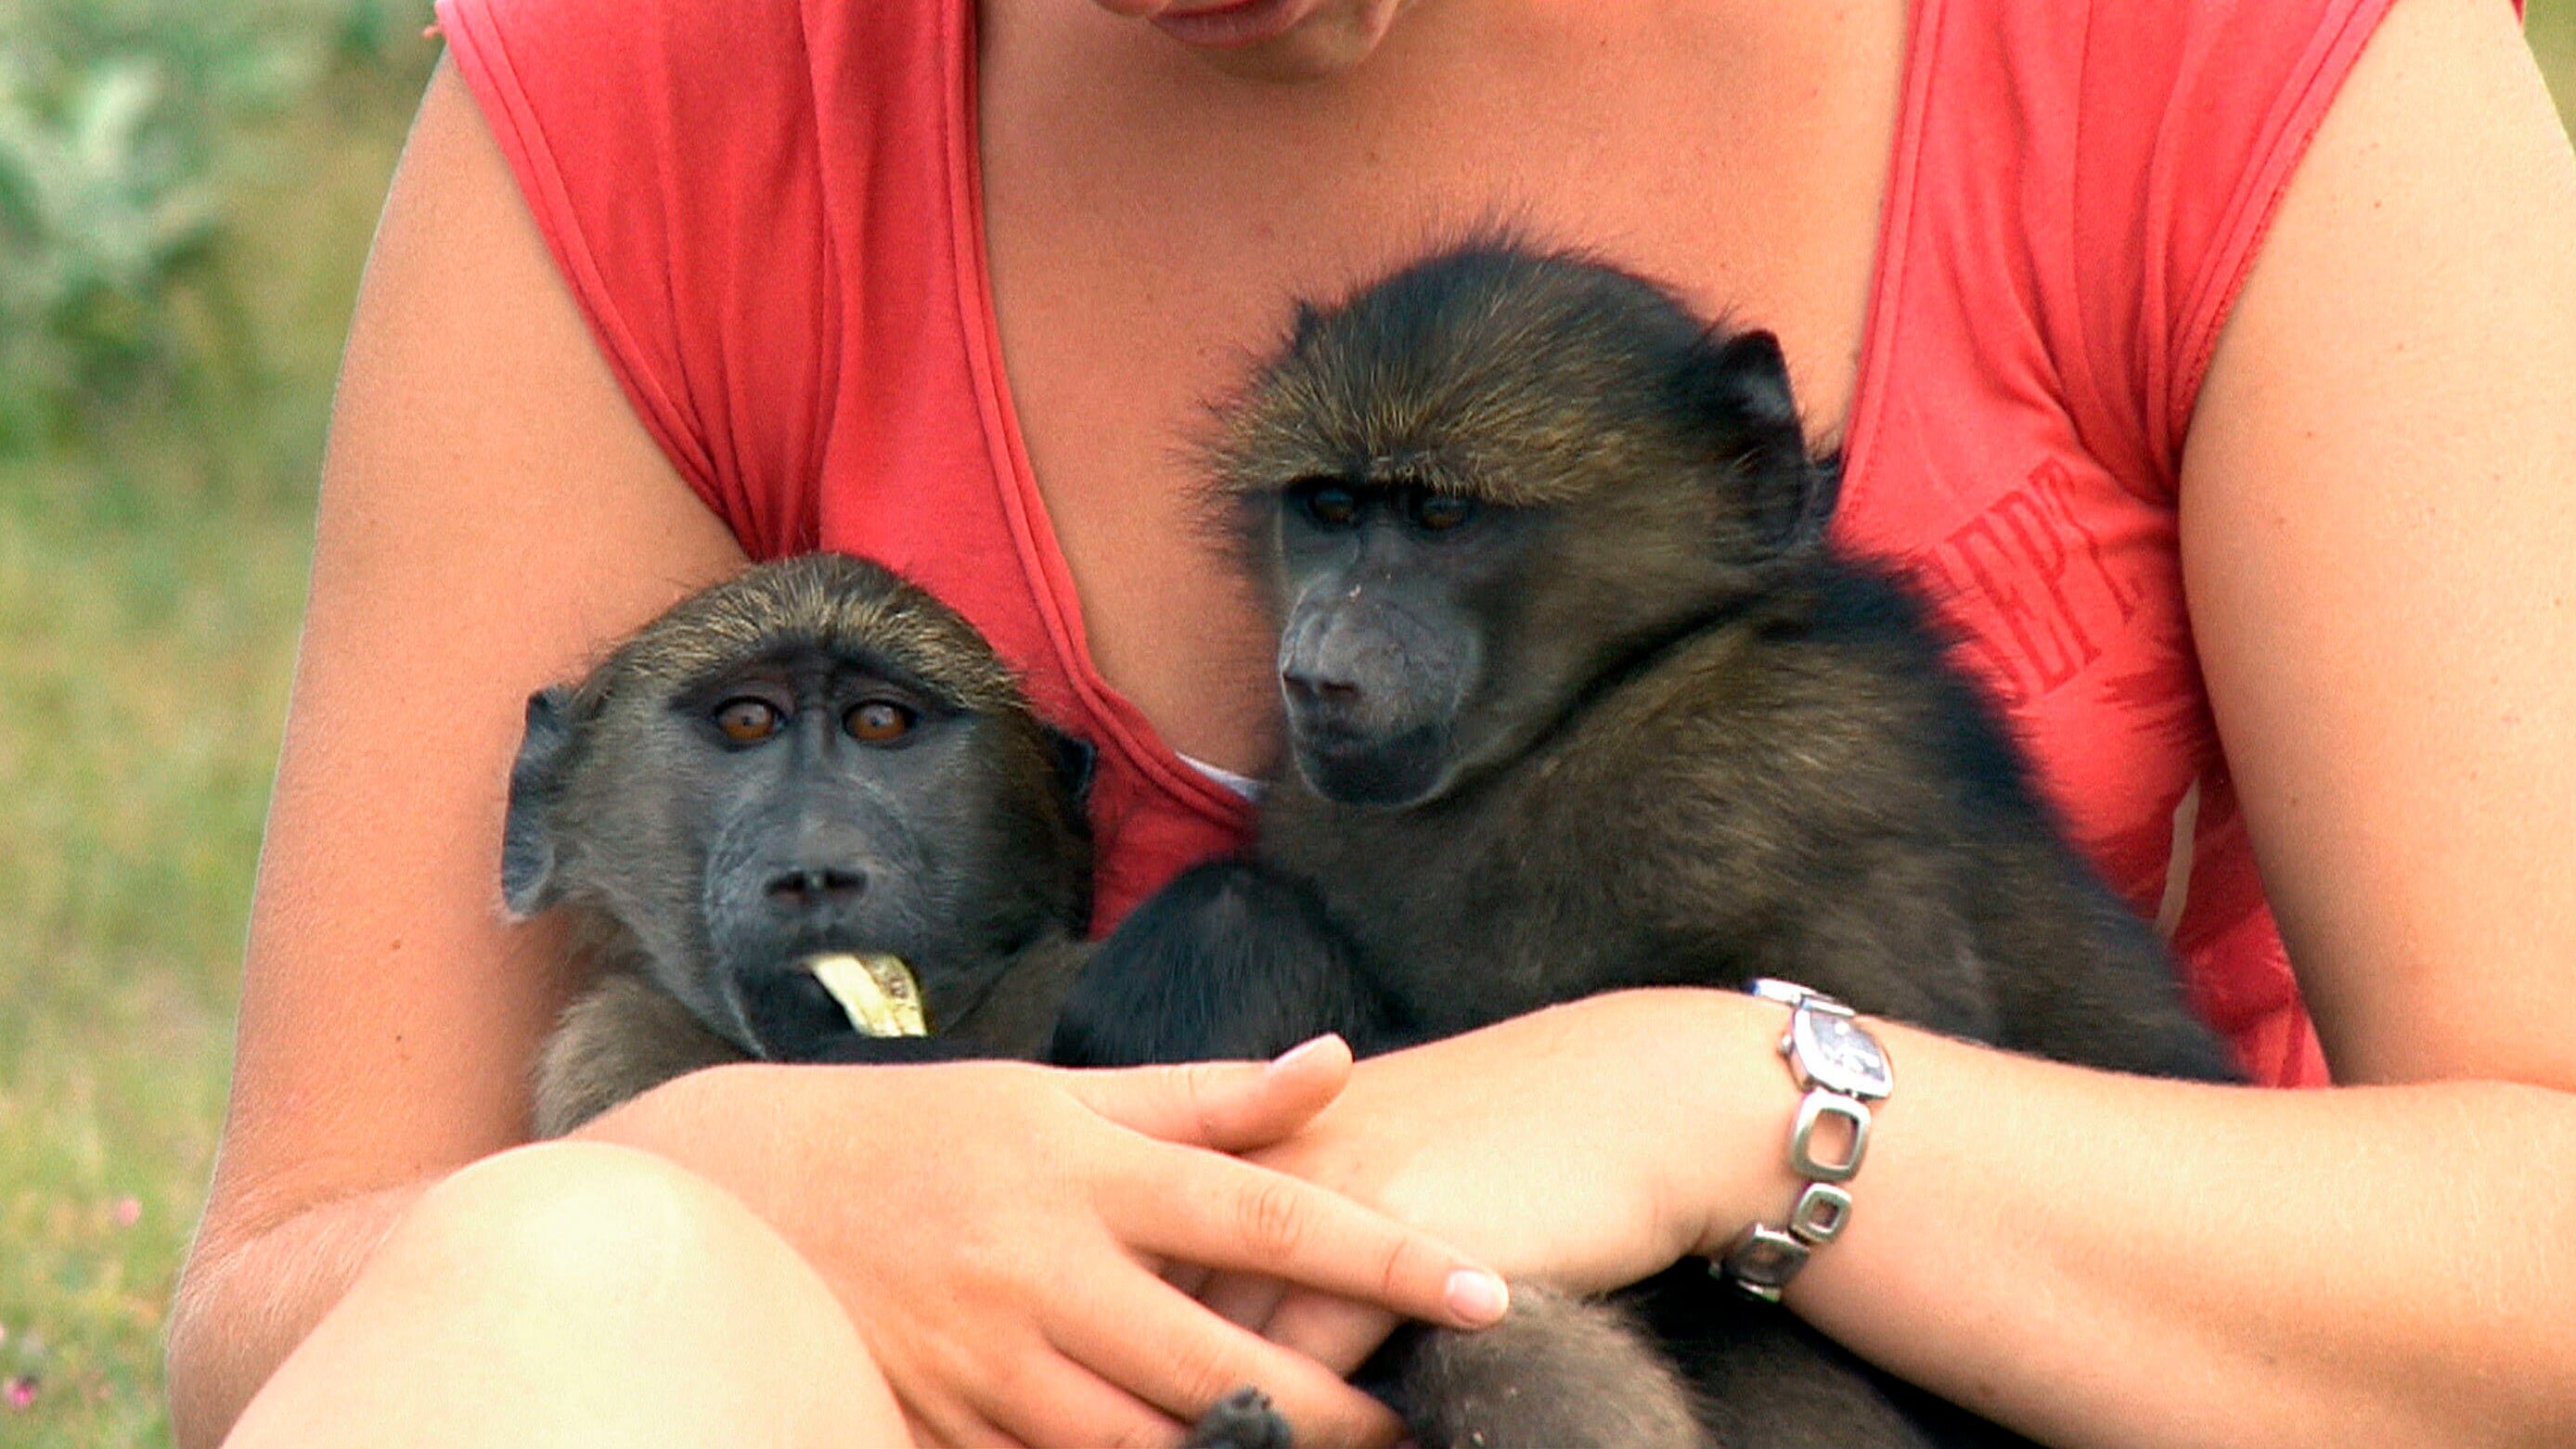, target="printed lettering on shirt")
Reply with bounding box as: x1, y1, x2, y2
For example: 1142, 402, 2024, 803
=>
1904, 458, 2153, 707
2023, 458, 2141, 622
